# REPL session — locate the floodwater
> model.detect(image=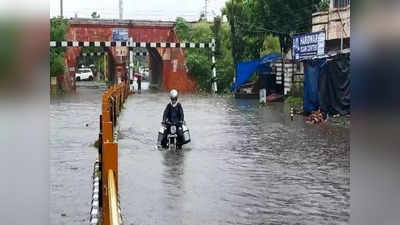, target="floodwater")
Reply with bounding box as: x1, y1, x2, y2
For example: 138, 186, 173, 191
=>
50, 82, 106, 225
50, 81, 349, 225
